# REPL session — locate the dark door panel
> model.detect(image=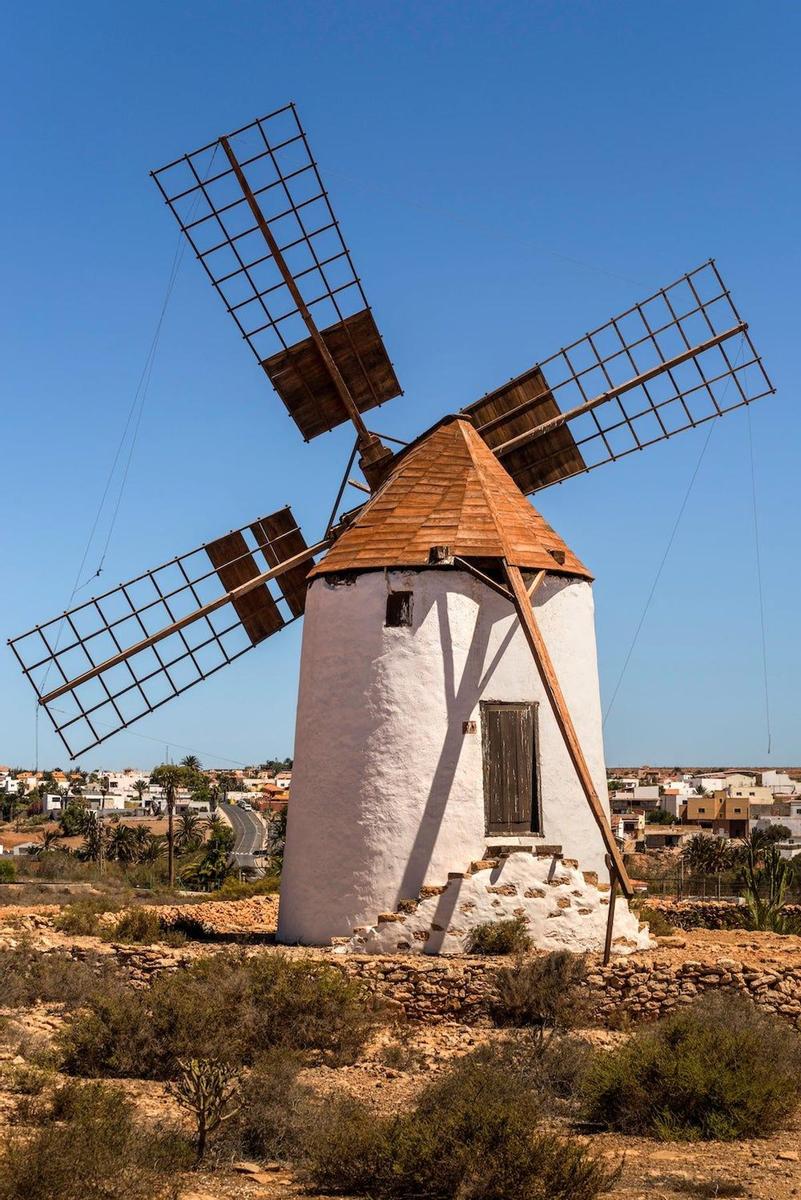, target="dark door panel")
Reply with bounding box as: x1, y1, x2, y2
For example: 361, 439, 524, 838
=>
480, 701, 539, 834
